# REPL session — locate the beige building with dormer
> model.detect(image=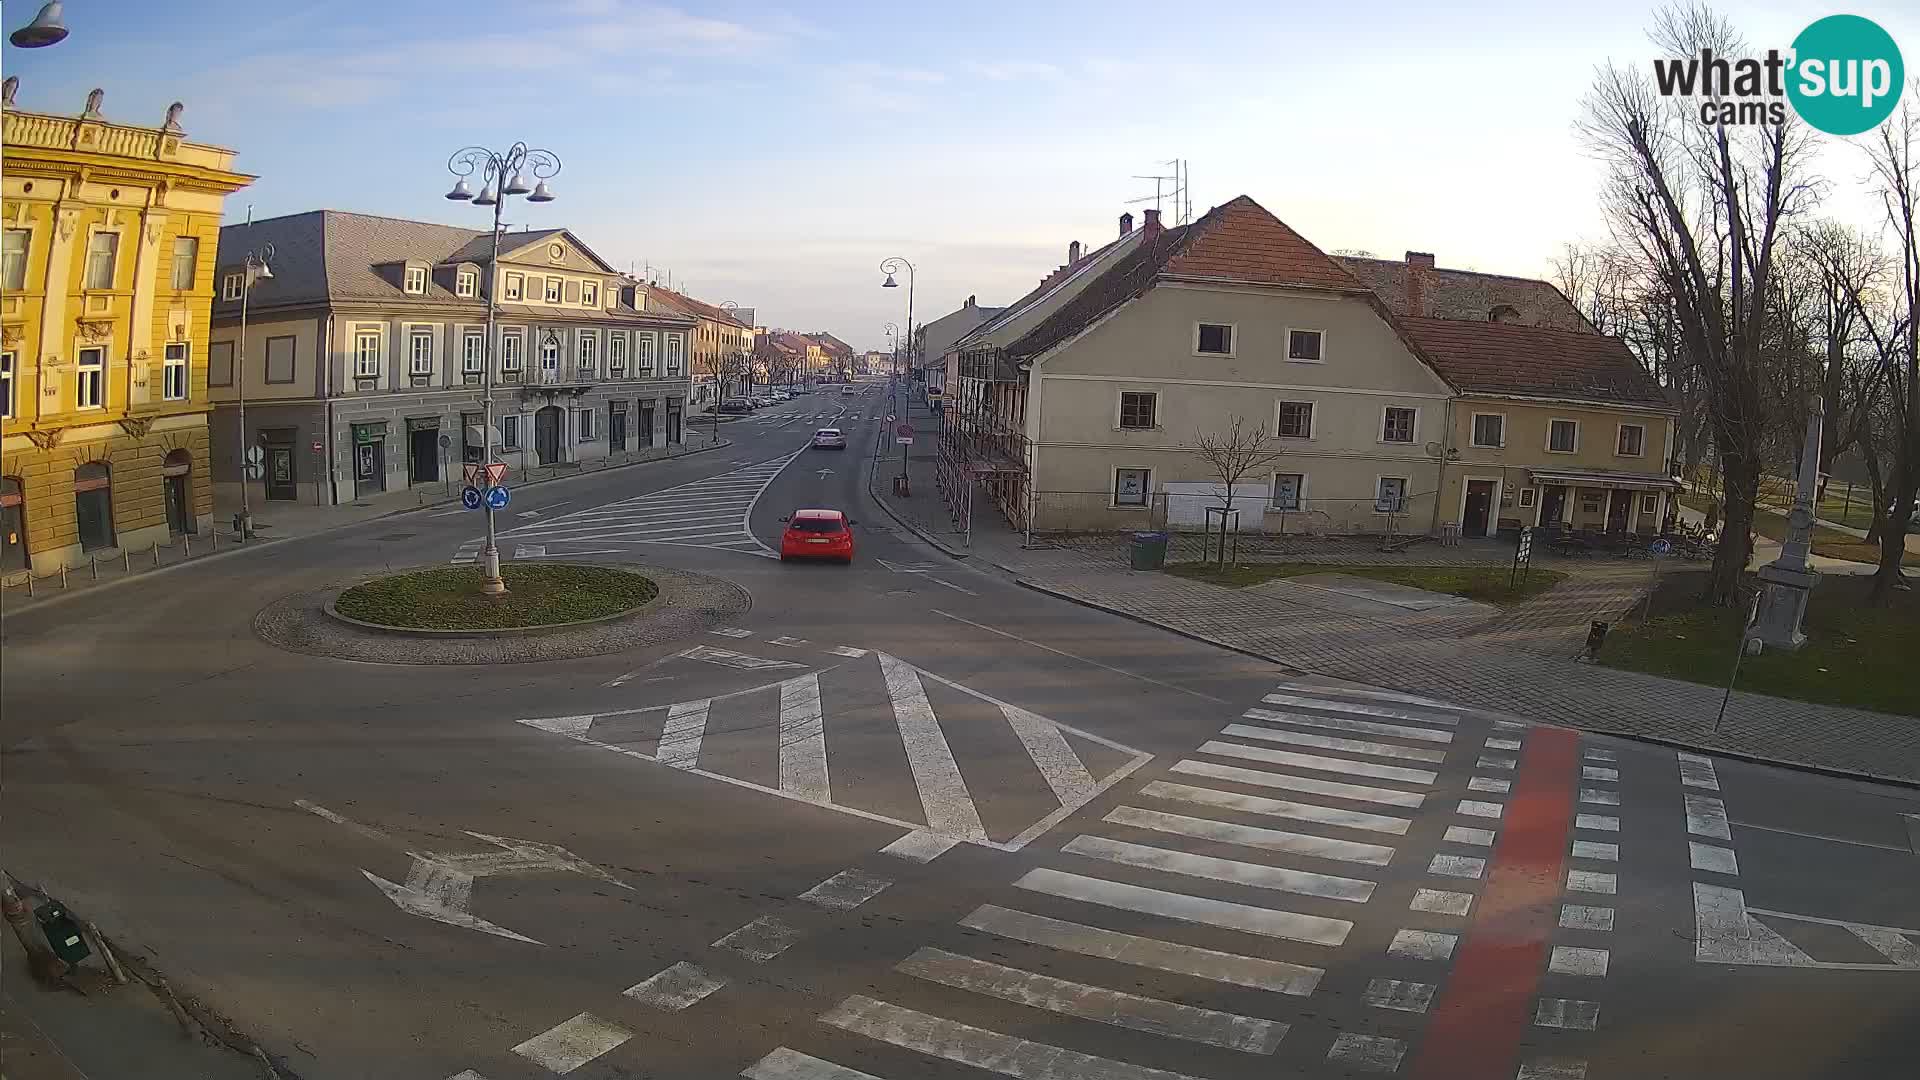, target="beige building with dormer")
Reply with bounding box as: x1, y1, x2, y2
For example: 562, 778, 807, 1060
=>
1, 84, 253, 574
